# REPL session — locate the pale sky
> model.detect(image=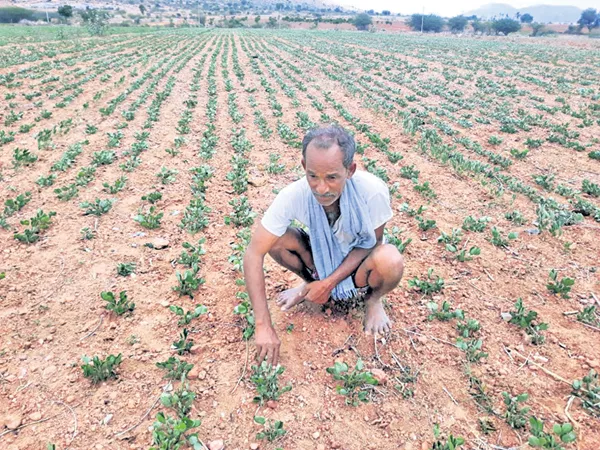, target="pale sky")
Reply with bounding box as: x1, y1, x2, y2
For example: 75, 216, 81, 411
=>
332, 0, 597, 17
